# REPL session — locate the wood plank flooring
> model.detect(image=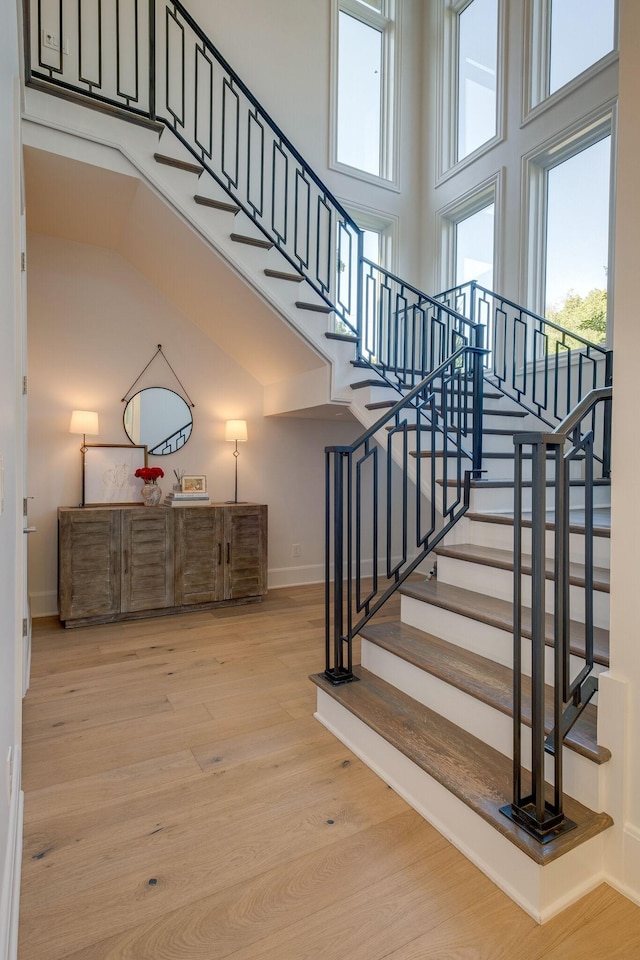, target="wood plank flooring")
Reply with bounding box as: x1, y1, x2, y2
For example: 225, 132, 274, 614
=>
20, 584, 640, 959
